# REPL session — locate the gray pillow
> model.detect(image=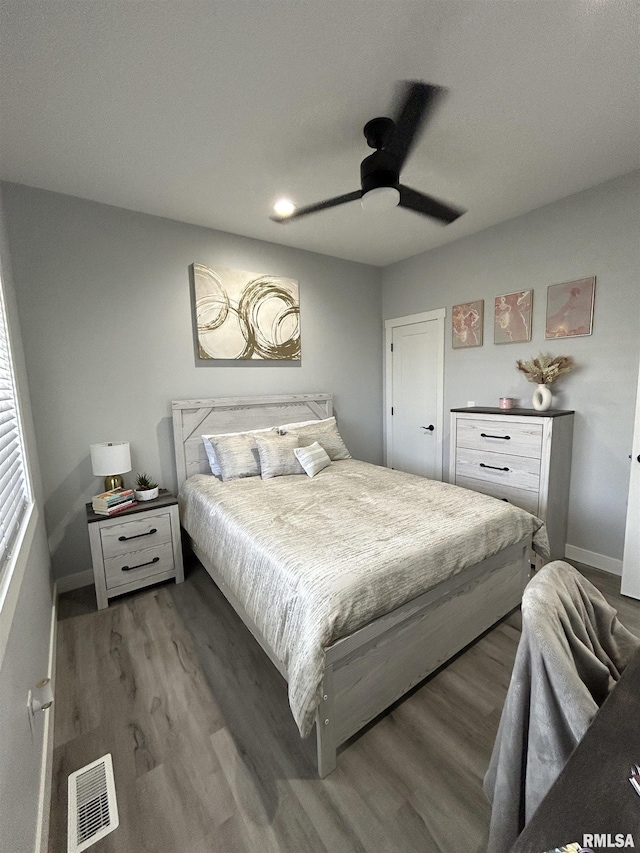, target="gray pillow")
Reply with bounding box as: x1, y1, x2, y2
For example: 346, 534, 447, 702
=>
255, 432, 303, 479
208, 433, 261, 481
283, 416, 351, 460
